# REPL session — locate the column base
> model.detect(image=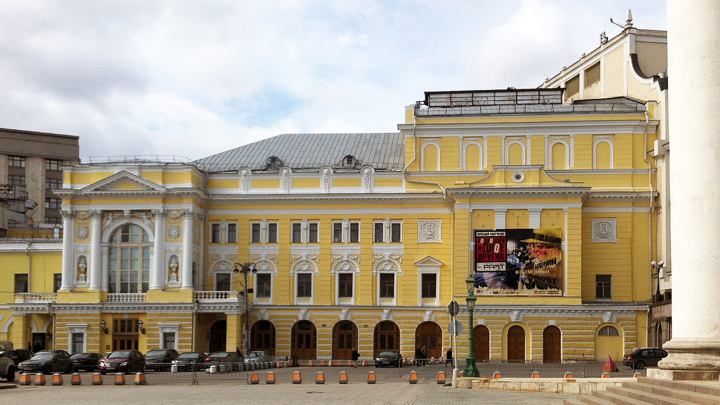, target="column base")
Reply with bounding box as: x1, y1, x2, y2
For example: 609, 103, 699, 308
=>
648, 368, 719, 381
657, 337, 720, 376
